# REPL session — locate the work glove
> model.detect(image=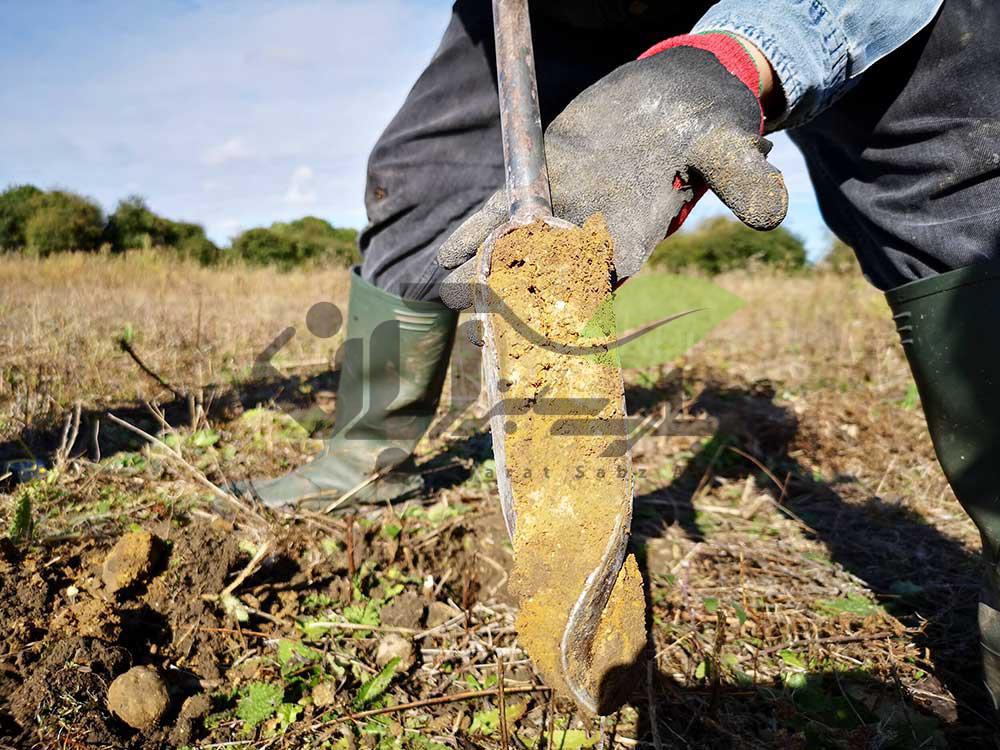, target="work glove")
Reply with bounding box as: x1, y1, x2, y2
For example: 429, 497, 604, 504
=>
437, 33, 788, 310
